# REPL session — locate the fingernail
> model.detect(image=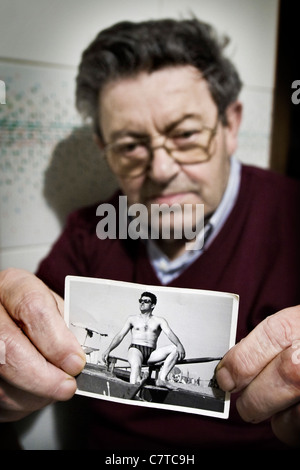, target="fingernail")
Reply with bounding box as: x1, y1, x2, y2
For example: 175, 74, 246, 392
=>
55, 377, 77, 400
215, 366, 236, 392
61, 353, 86, 376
